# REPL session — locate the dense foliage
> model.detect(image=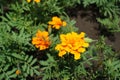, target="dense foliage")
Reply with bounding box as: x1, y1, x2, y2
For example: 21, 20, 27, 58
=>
0, 0, 120, 80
